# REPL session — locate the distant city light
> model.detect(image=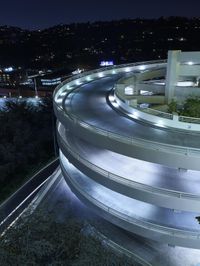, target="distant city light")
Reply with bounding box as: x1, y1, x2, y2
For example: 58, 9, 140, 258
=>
4, 67, 14, 72
100, 61, 114, 67
187, 61, 194, 65
41, 77, 61, 86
